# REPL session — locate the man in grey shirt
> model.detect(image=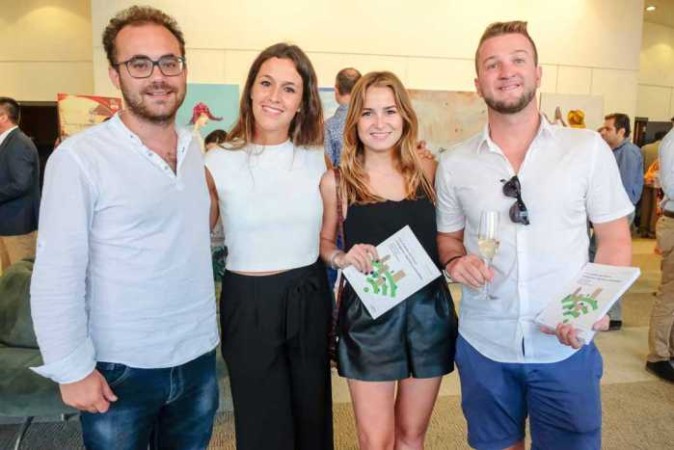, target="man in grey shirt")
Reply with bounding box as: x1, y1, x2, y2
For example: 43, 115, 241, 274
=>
30, 6, 219, 448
